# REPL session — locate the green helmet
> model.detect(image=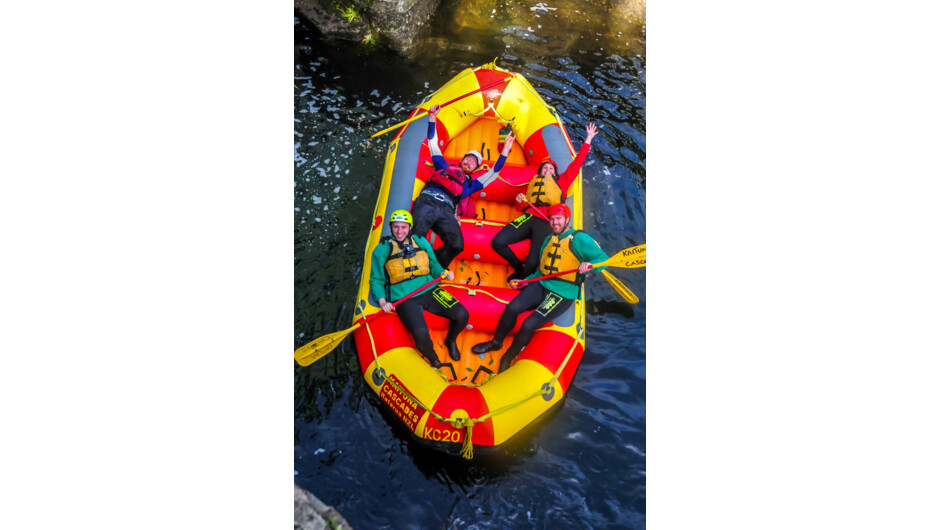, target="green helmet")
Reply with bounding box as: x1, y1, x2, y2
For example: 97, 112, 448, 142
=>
389, 209, 413, 226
